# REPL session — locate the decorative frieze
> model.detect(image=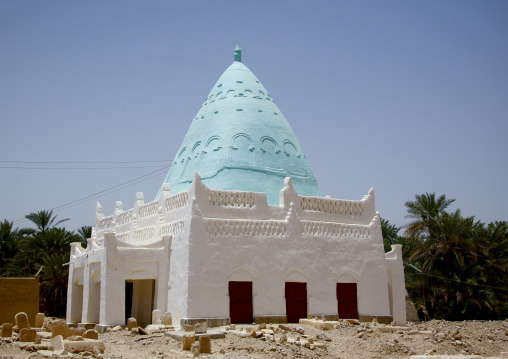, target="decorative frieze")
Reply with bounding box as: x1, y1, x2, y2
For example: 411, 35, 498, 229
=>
160, 220, 185, 237
165, 192, 189, 212
209, 190, 255, 207
300, 196, 363, 216
133, 227, 155, 243
302, 220, 370, 239
96, 216, 114, 230
205, 219, 287, 236
116, 209, 134, 225
138, 201, 159, 218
